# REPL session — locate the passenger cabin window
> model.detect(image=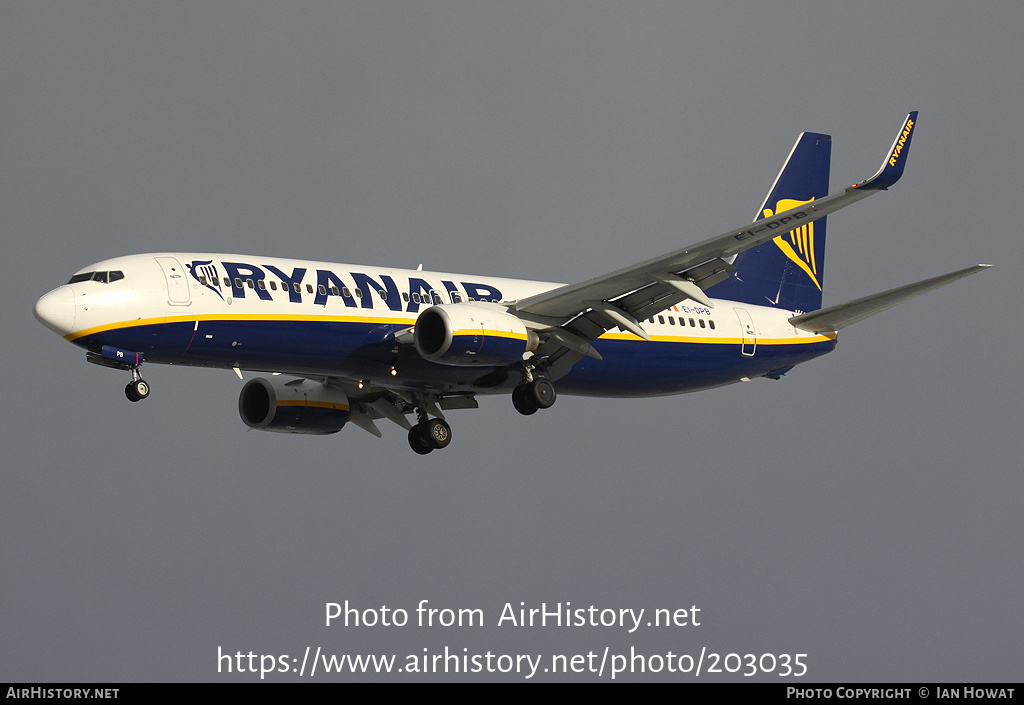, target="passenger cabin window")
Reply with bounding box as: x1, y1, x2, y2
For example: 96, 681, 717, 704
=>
709, 320, 716, 330
246, 279, 255, 289
355, 288, 363, 299
378, 289, 387, 300
318, 285, 327, 295
331, 286, 340, 296
452, 293, 462, 303
234, 278, 243, 288
258, 280, 266, 290
699, 319, 705, 328
269, 281, 277, 291
305, 284, 313, 294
